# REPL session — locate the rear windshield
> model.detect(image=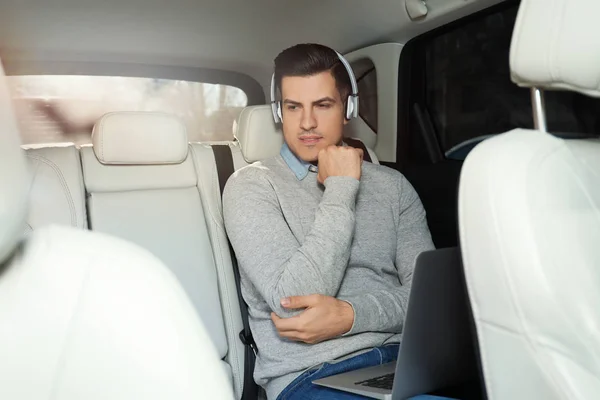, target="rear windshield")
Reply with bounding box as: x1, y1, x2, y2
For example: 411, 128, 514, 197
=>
8, 75, 248, 145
